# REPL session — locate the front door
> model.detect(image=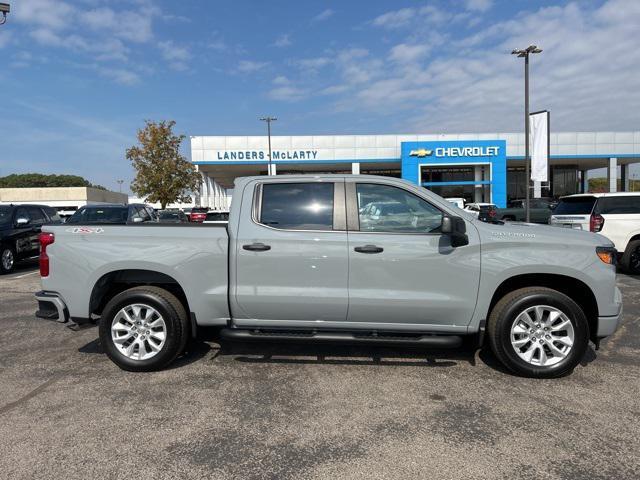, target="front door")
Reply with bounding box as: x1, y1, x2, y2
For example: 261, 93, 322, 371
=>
233, 179, 349, 324
346, 180, 481, 330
